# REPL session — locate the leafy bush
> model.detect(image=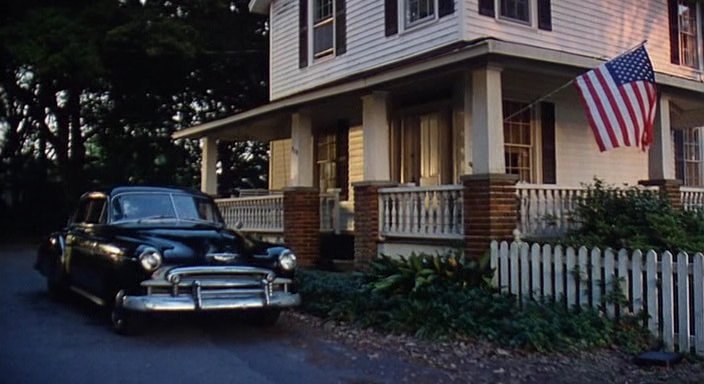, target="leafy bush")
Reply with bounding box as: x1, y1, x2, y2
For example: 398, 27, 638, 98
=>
296, 250, 653, 353
566, 179, 704, 253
